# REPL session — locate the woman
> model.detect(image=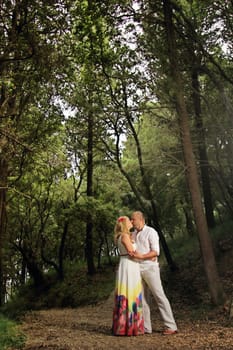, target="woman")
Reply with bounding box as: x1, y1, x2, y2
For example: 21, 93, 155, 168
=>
112, 216, 144, 336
